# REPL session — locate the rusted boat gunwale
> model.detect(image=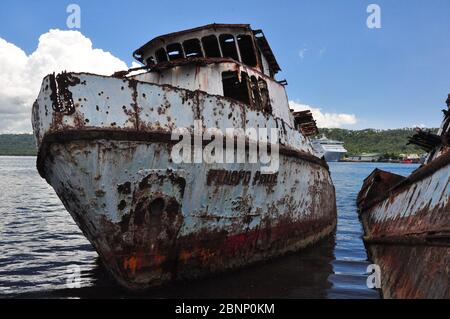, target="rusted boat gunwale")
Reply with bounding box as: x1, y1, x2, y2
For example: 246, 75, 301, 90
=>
359, 151, 450, 212
363, 229, 450, 246
36, 128, 329, 179
54, 71, 294, 130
